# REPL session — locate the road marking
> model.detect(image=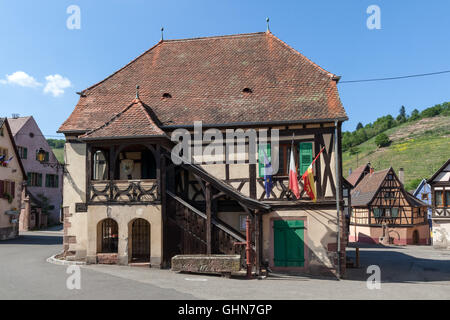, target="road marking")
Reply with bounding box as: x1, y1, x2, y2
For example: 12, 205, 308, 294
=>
184, 278, 208, 282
